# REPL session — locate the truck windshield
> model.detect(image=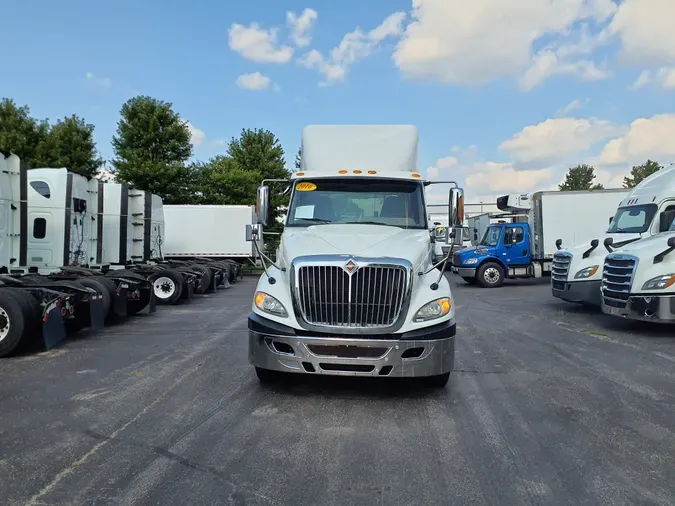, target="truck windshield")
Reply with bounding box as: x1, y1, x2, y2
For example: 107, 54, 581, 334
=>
607, 204, 657, 233
478, 226, 501, 246
286, 179, 427, 229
